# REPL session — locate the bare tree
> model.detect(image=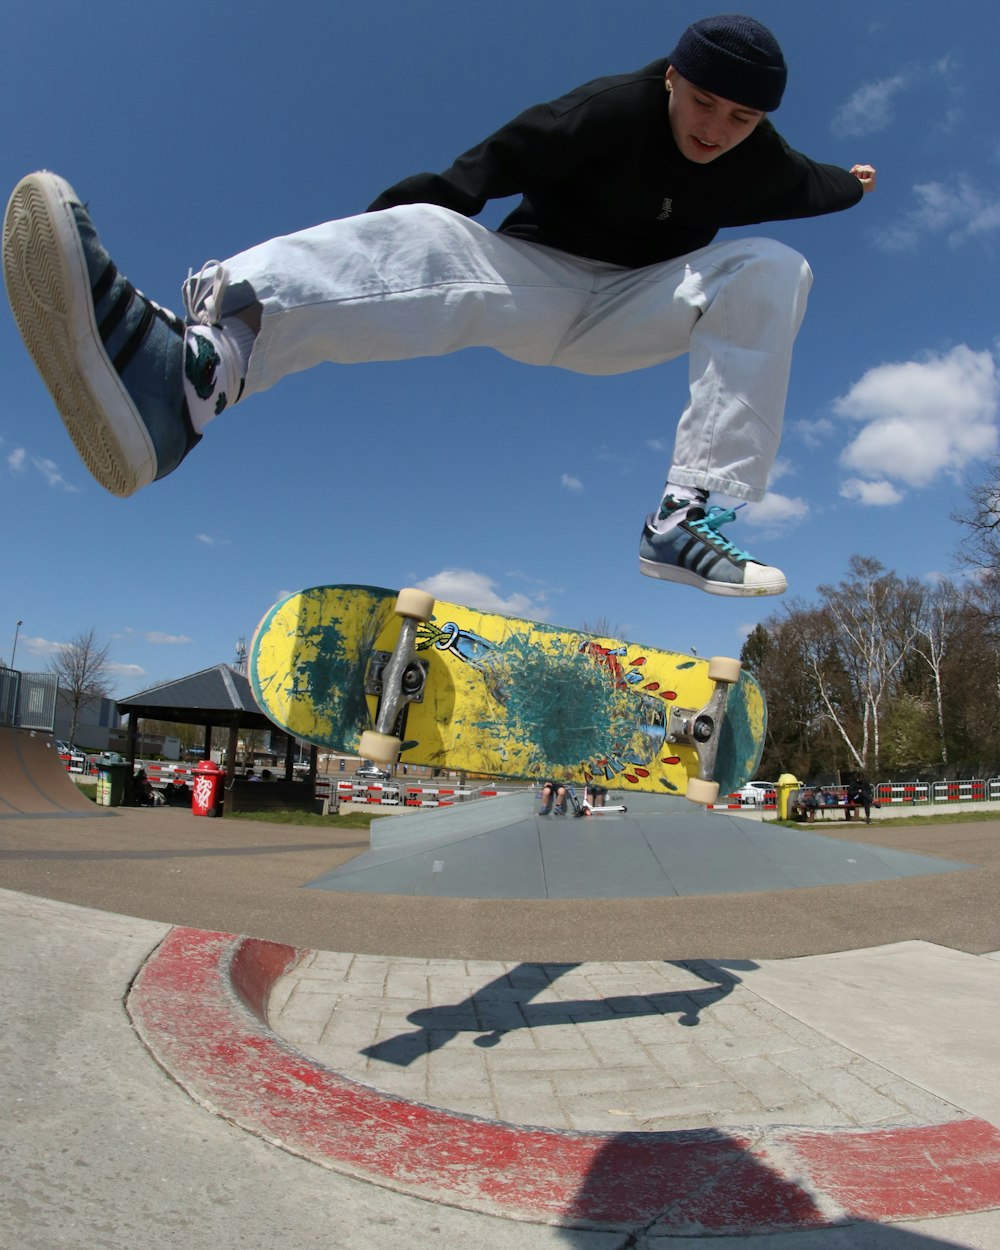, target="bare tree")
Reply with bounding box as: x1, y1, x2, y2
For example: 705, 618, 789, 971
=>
815, 557, 921, 773
910, 577, 968, 766
954, 470, 1000, 573
745, 542, 1000, 777
49, 628, 112, 745
580, 616, 625, 640
793, 603, 869, 771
